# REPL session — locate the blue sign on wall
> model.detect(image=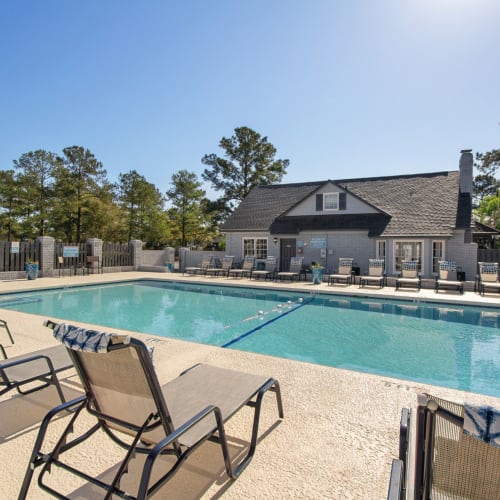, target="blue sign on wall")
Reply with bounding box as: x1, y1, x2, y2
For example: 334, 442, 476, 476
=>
310, 238, 327, 249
